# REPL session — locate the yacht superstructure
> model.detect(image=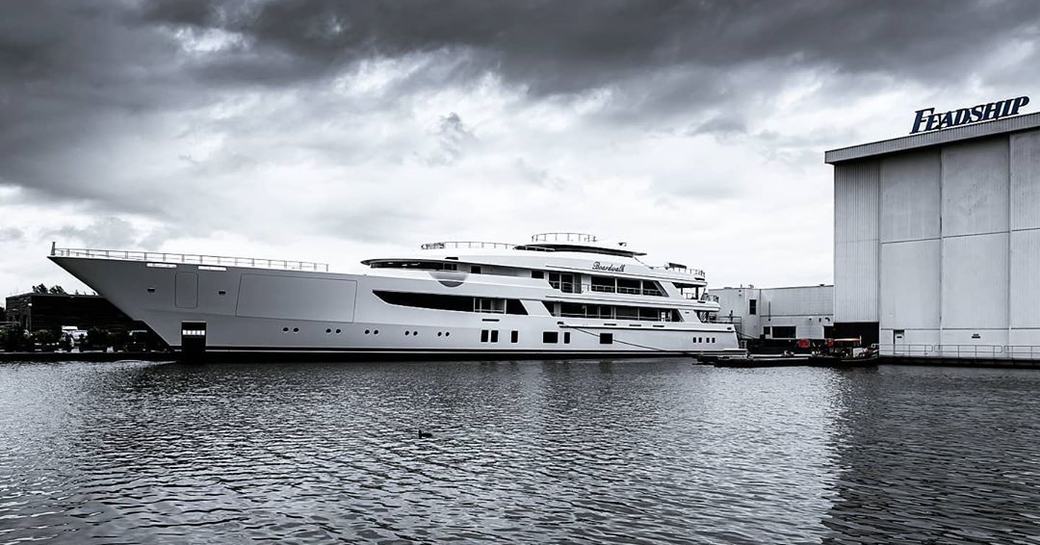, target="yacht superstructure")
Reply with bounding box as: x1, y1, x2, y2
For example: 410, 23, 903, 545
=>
48, 233, 742, 358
